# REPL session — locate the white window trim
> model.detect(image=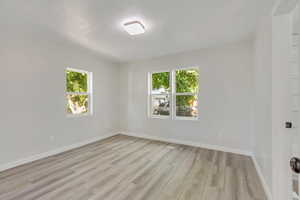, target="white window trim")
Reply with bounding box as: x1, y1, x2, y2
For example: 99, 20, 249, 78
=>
148, 67, 200, 120
66, 68, 93, 117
